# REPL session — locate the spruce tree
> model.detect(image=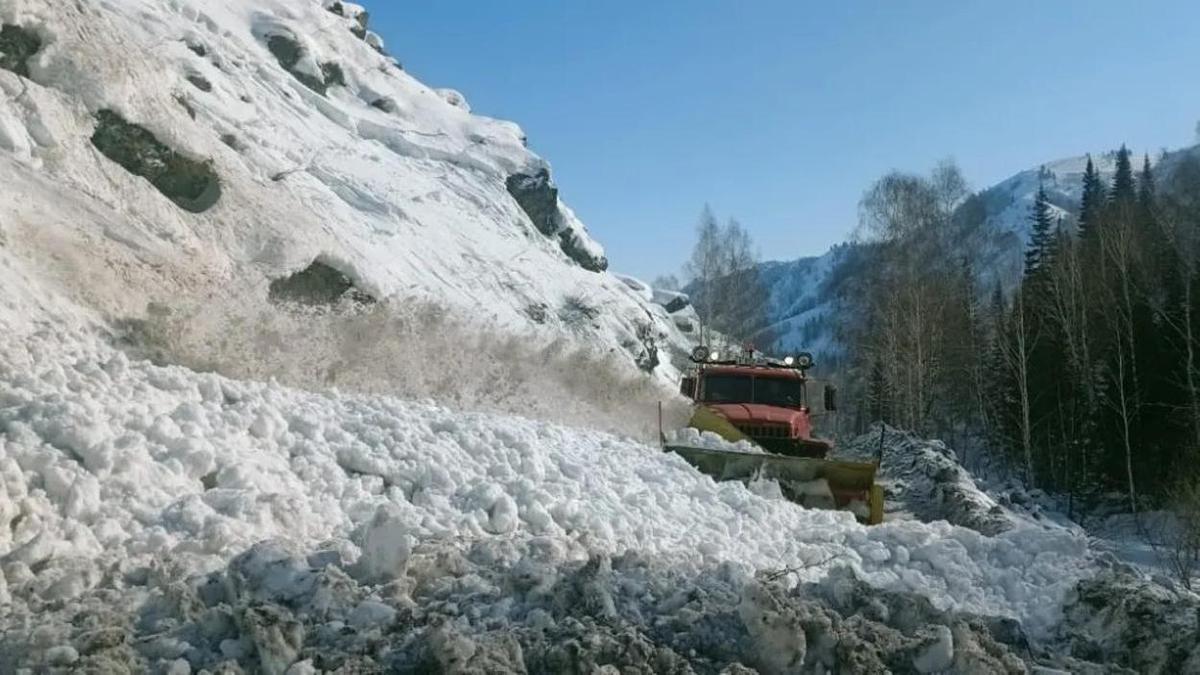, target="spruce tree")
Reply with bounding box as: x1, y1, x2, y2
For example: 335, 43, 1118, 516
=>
1138, 154, 1155, 215
983, 284, 1013, 454
1109, 145, 1136, 207
1025, 181, 1055, 278
1078, 155, 1105, 243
